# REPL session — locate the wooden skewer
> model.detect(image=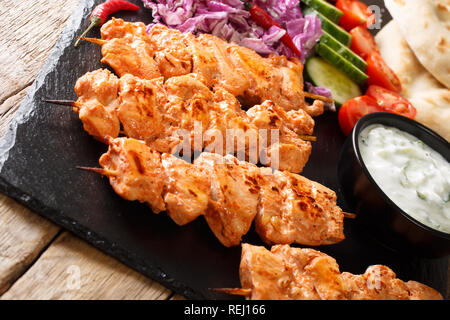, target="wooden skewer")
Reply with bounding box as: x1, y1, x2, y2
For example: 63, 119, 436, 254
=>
343, 212, 357, 219
43, 99, 76, 107
299, 135, 317, 142
212, 288, 252, 296
76, 166, 117, 177
79, 37, 107, 46
303, 92, 334, 104
44, 99, 79, 112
